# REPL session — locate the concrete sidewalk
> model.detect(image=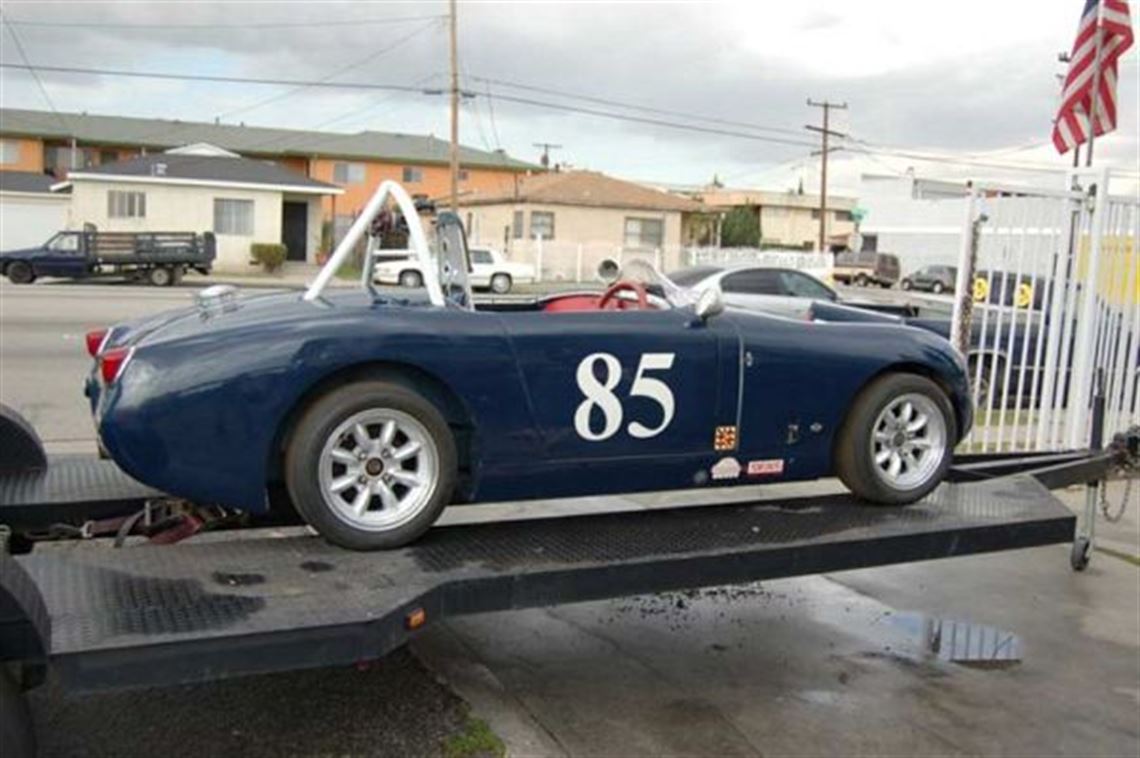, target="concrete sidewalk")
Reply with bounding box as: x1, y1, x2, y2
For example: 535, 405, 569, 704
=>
414, 480, 1140, 757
